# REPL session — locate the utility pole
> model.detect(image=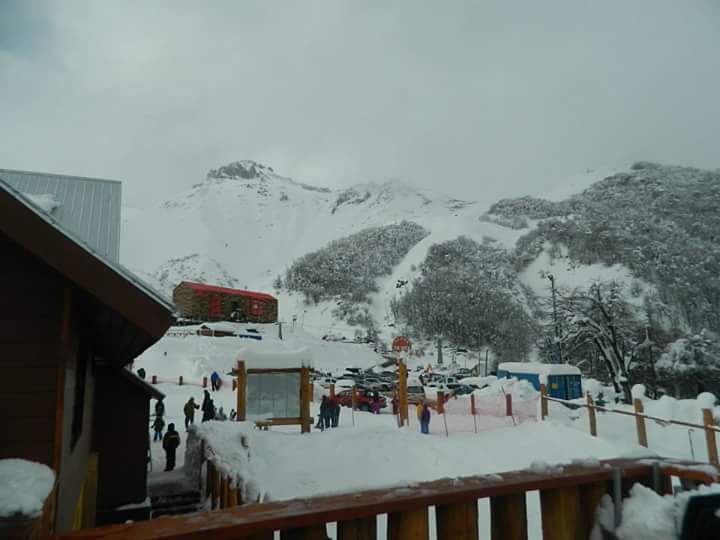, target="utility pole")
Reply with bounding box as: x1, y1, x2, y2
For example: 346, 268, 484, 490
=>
485, 349, 489, 376
548, 273, 564, 364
